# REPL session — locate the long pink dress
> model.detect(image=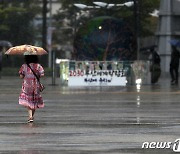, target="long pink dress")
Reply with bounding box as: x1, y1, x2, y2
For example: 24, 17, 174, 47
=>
19, 63, 45, 109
